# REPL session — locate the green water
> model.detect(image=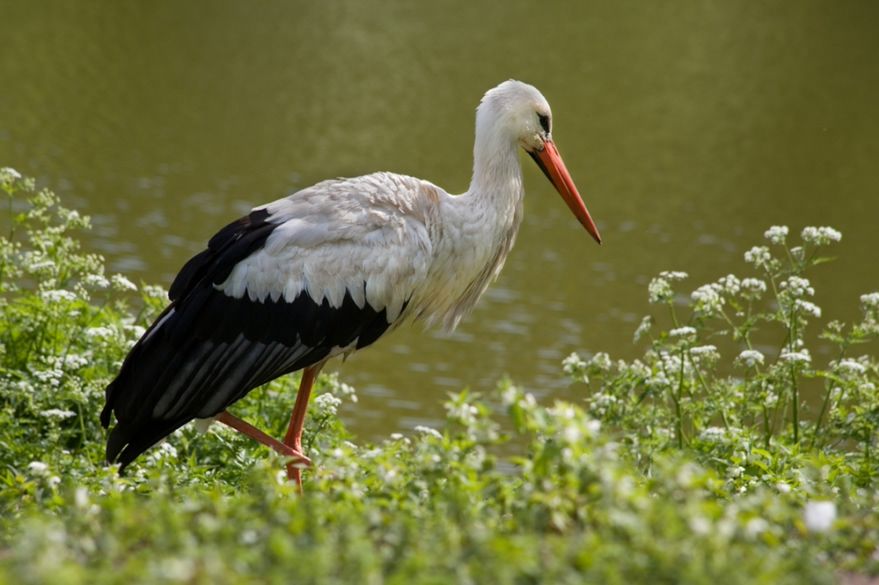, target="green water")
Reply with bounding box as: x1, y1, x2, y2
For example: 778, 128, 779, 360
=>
2, 1, 878, 439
